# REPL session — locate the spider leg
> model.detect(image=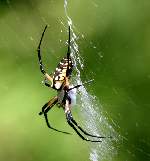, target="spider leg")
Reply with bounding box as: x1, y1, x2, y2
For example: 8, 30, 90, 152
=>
37, 25, 47, 75
68, 80, 94, 91
39, 96, 71, 135
66, 111, 102, 142
42, 78, 51, 88
68, 85, 82, 91
44, 82, 51, 87
70, 114, 106, 139
64, 100, 102, 142
44, 112, 71, 135
38, 96, 57, 115
37, 25, 53, 83
67, 26, 71, 58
